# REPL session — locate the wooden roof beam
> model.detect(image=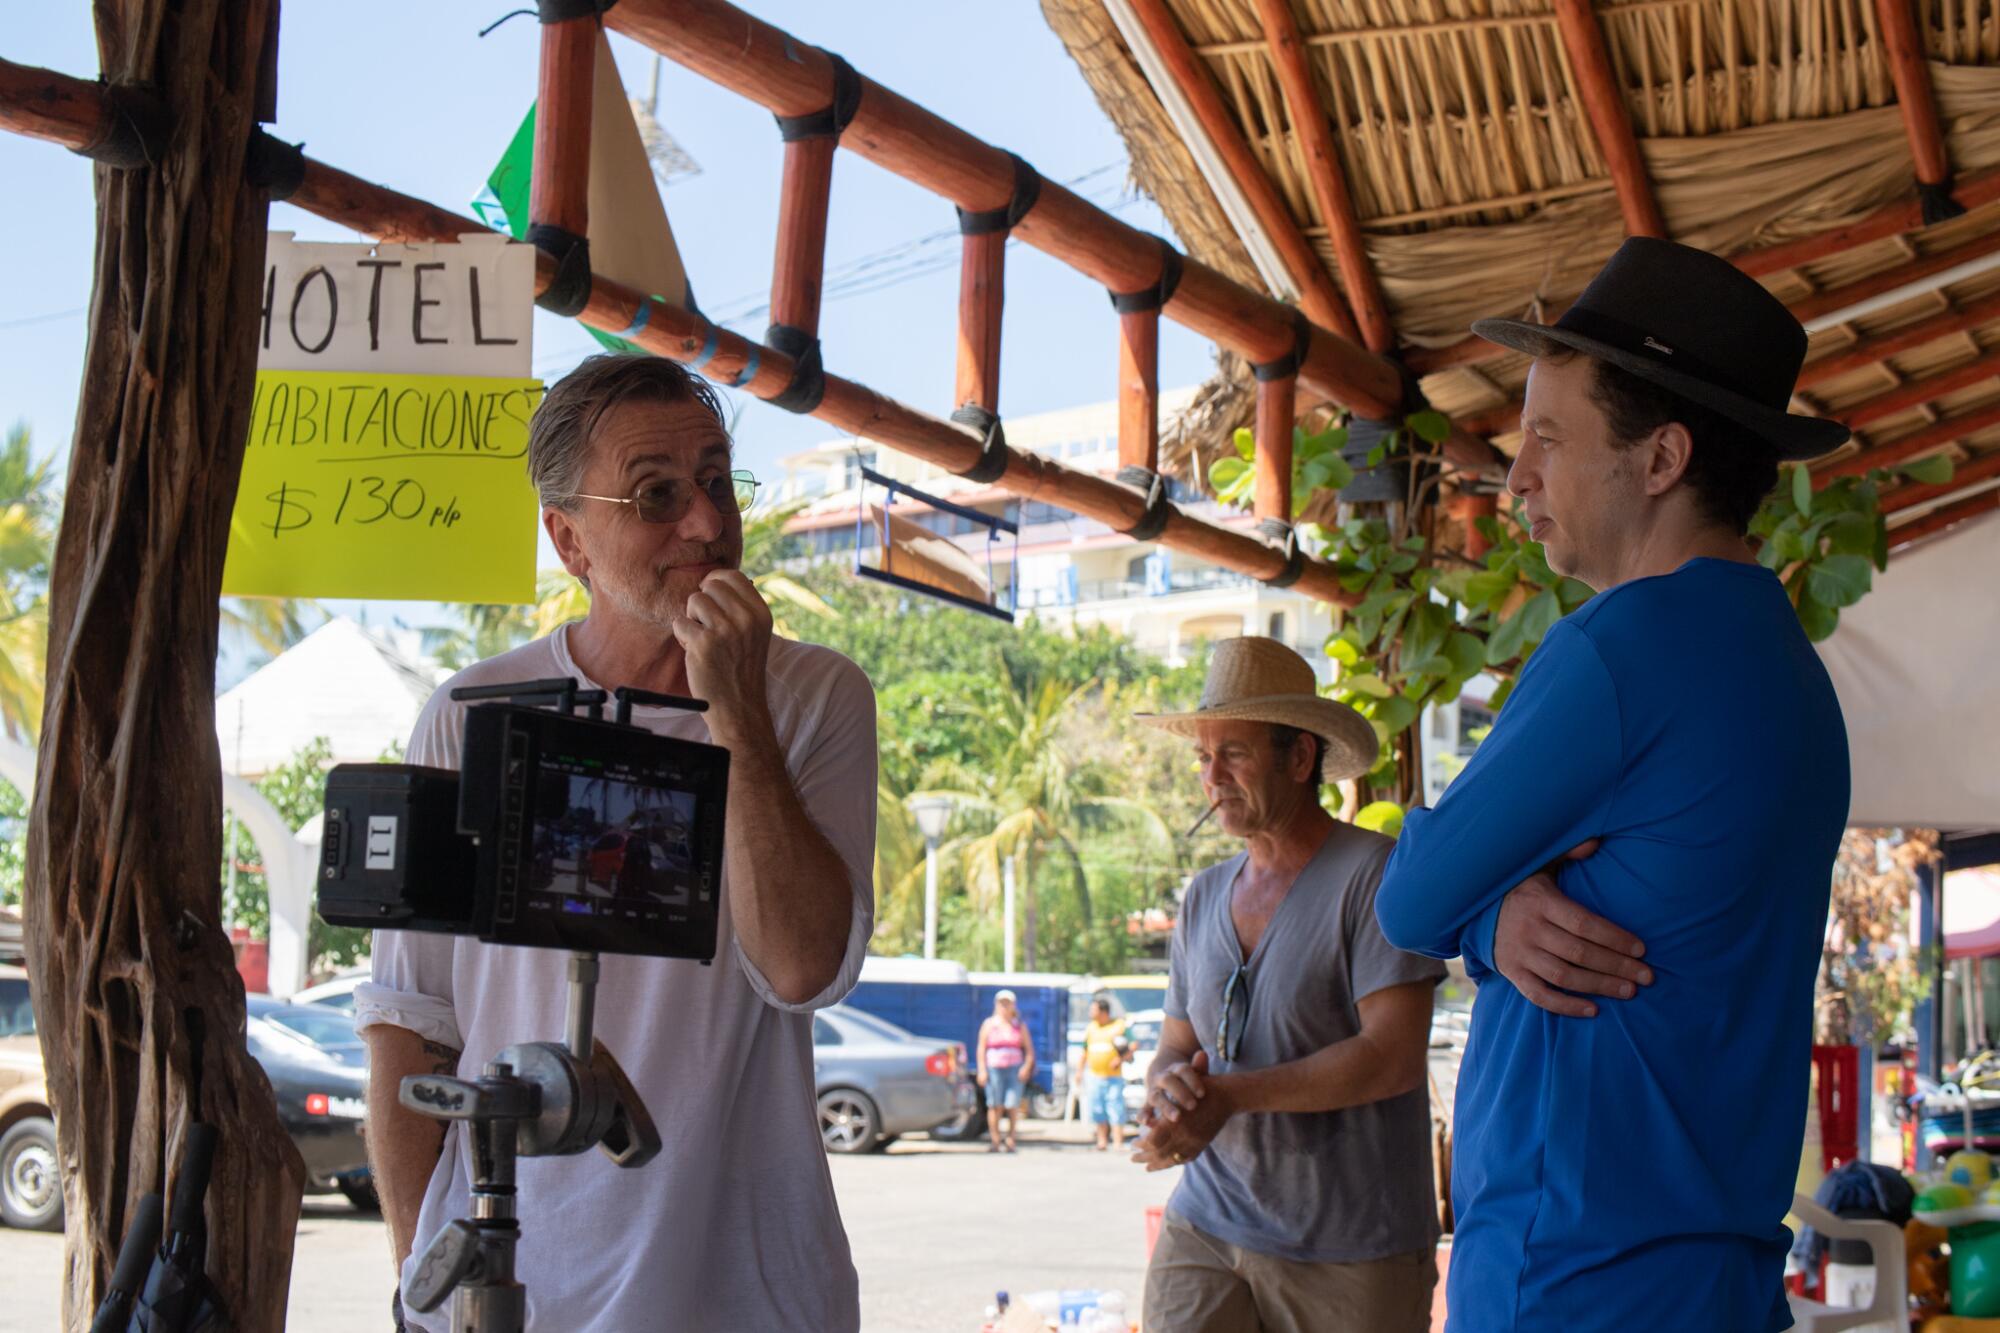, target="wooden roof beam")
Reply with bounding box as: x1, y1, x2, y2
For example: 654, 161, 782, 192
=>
1552, 0, 1667, 240
1411, 223, 2000, 375
609, 0, 1504, 479
1841, 346, 2000, 431
1112, 0, 1360, 343
1441, 317, 2000, 446
270, 156, 1367, 606
0, 55, 133, 150
1789, 230, 2000, 327
602, 0, 1433, 430
1250, 0, 1395, 352
1797, 290, 2000, 389
1883, 449, 2000, 514
1888, 486, 2000, 550
1819, 399, 2000, 478
1870, 0, 1963, 225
